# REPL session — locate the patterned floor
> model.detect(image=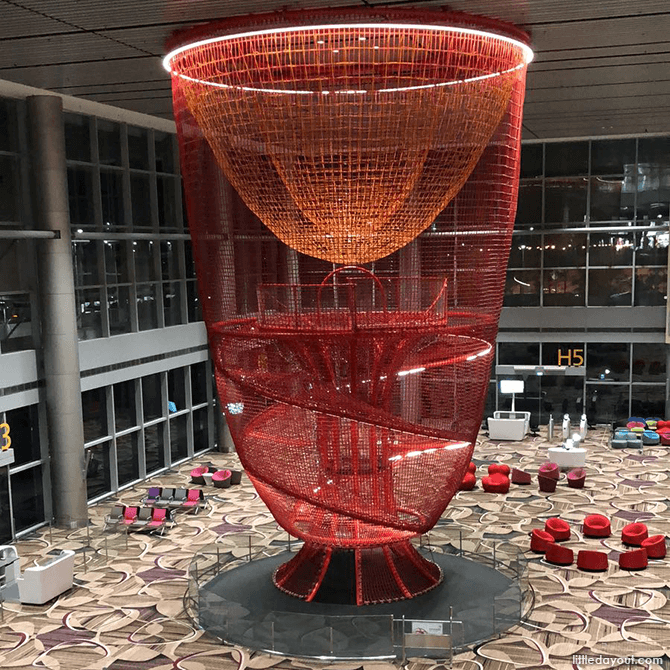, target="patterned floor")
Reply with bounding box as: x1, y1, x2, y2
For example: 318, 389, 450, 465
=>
1, 426, 669, 670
